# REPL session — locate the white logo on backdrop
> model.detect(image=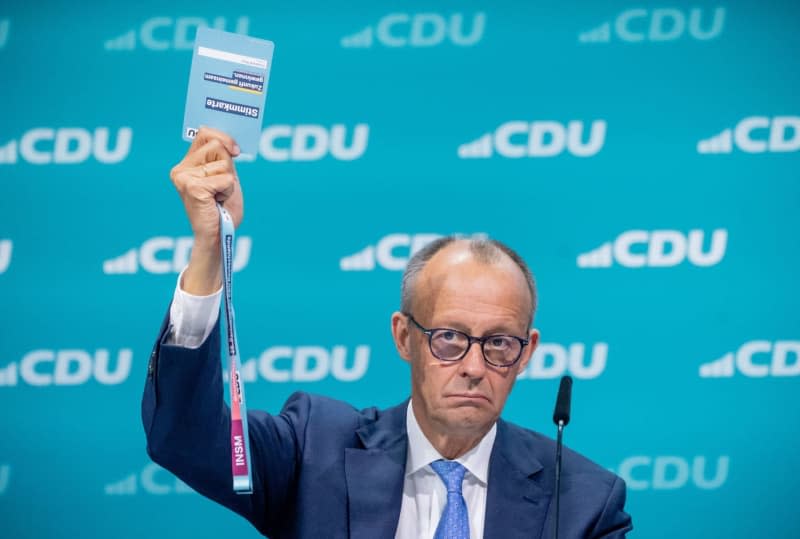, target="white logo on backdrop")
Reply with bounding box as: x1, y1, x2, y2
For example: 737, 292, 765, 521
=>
0, 240, 11, 274
458, 121, 606, 159
0, 349, 132, 387
0, 128, 132, 165
236, 124, 370, 162
700, 341, 800, 378
340, 233, 486, 271
0, 19, 10, 50
341, 12, 485, 48
105, 463, 194, 496
518, 343, 608, 380
579, 7, 725, 43
229, 346, 371, 383
577, 229, 727, 268
617, 456, 729, 490
697, 116, 800, 154
103, 236, 251, 274
104, 16, 249, 51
